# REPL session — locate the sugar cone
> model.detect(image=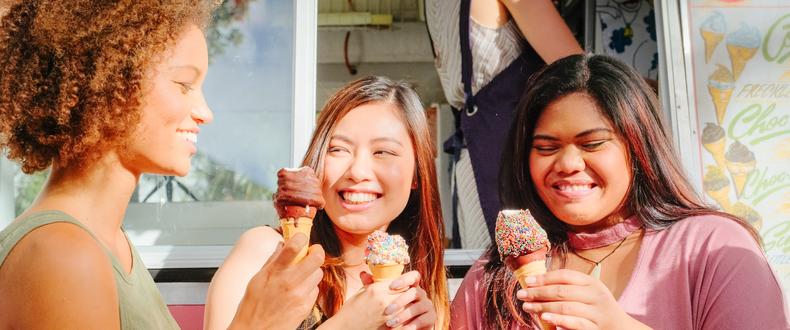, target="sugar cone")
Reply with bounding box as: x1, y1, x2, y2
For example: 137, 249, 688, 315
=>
513, 260, 553, 330
727, 44, 758, 81
368, 263, 405, 282
701, 30, 724, 63
726, 159, 756, 198
705, 185, 731, 210
708, 85, 734, 125
280, 217, 313, 263
703, 138, 727, 169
